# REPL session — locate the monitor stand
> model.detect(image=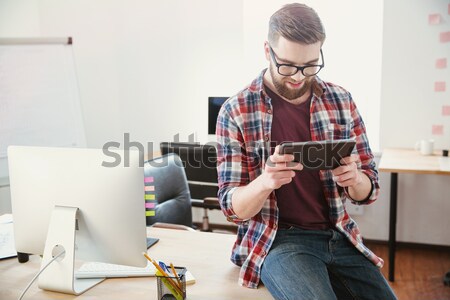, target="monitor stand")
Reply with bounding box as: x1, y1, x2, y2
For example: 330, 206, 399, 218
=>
38, 205, 104, 295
